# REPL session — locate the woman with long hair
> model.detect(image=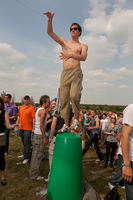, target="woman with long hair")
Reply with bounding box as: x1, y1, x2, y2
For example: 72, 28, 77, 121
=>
104, 114, 120, 168
0, 97, 16, 186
